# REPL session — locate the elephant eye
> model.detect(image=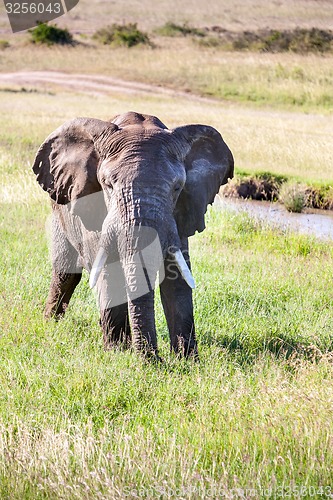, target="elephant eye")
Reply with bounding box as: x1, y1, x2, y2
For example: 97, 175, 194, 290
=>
174, 182, 182, 193
101, 177, 113, 190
